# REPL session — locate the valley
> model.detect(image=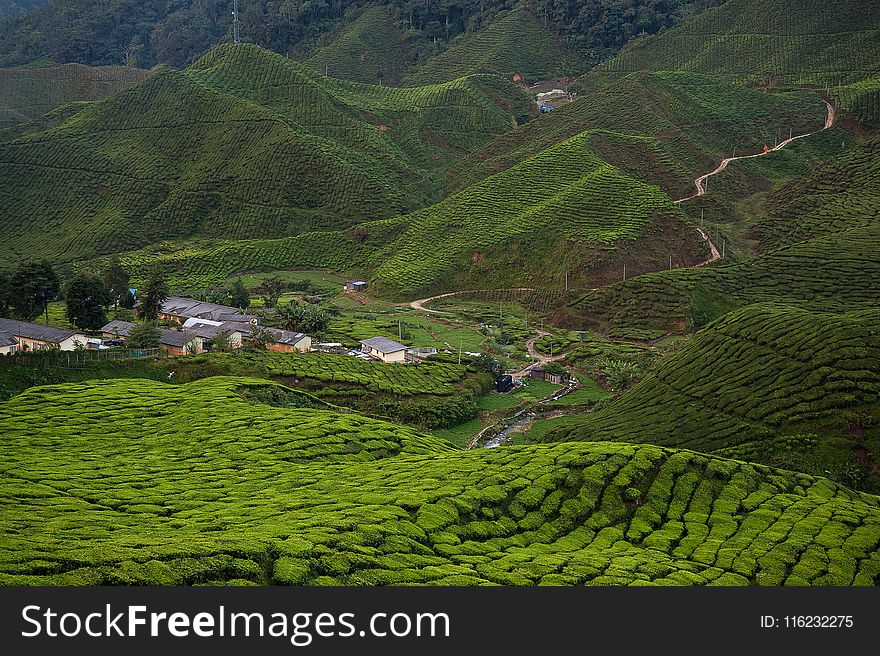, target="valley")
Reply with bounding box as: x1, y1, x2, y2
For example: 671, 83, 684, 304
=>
0, 0, 879, 588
